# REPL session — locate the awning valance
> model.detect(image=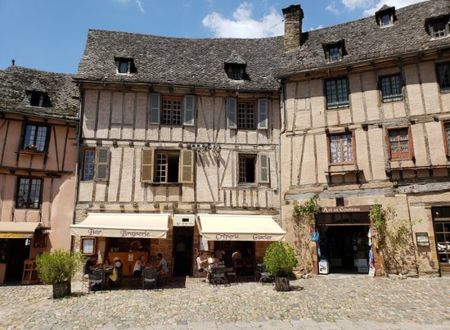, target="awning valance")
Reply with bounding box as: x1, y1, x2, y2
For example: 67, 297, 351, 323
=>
70, 213, 170, 239
197, 214, 286, 242
0, 222, 41, 239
